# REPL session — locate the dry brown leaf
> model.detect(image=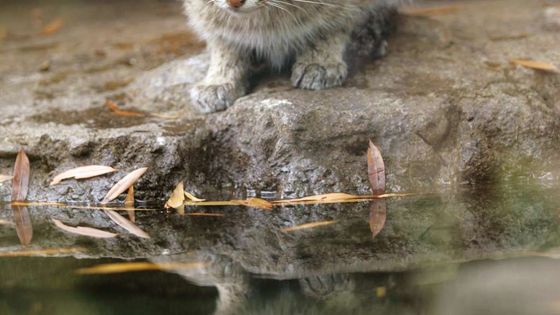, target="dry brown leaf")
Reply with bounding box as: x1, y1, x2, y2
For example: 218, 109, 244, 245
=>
125, 186, 135, 222
12, 148, 30, 202
165, 182, 185, 209
510, 59, 560, 73
0, 175, 13, 183
76, 261, 205, 275
281, 220, 336, 232
101, 167, 148, 204
12, 206, 32, 246
369, 200, 387, 239
184, 191, 205, 202
104, 210, 150, 239
52, 218, 117, 238
367, 141, 386, 196
105, 99, 146, 117
0, 247, 84, 257
50, 165, 116, 185
273, 193, 368, 205
40, 18, 64, 36
399, 4, 462, 17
